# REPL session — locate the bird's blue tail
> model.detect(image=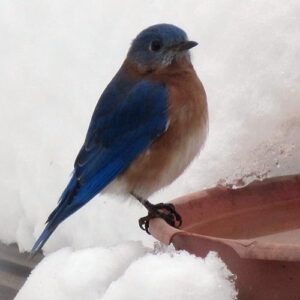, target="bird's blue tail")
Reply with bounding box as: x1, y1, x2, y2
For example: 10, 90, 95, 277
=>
30, 224, 56, 257
31, 175, 79, 256
31, 159, 126, 256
